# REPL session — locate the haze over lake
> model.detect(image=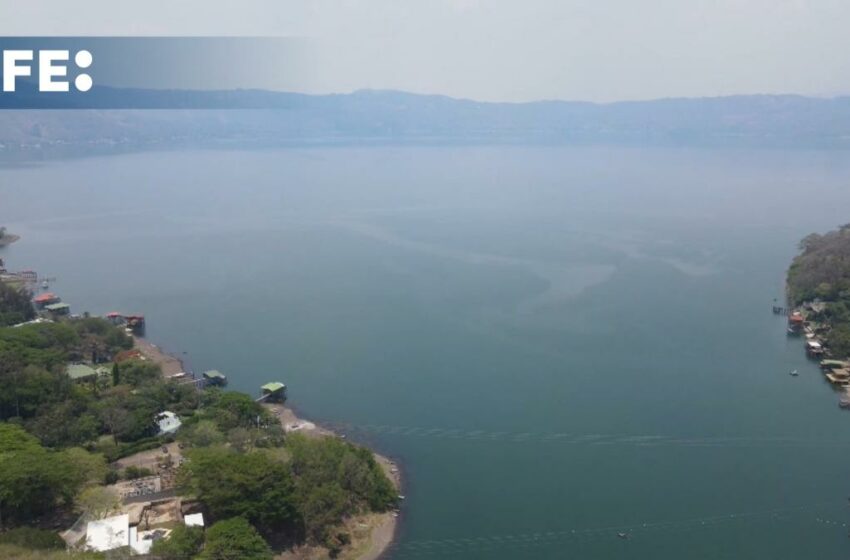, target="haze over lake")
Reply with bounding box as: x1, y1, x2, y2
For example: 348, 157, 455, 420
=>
4, 145, 850, 559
